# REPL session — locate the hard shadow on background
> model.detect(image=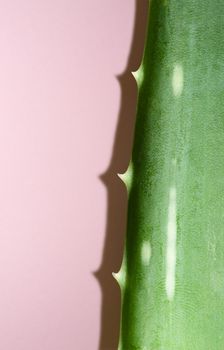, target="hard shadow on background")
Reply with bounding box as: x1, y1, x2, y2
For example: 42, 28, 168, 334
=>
94, 1, 149, 349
